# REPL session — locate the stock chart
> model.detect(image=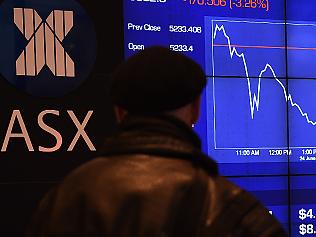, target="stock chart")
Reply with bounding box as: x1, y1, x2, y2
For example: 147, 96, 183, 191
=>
124, 0, 316, 235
